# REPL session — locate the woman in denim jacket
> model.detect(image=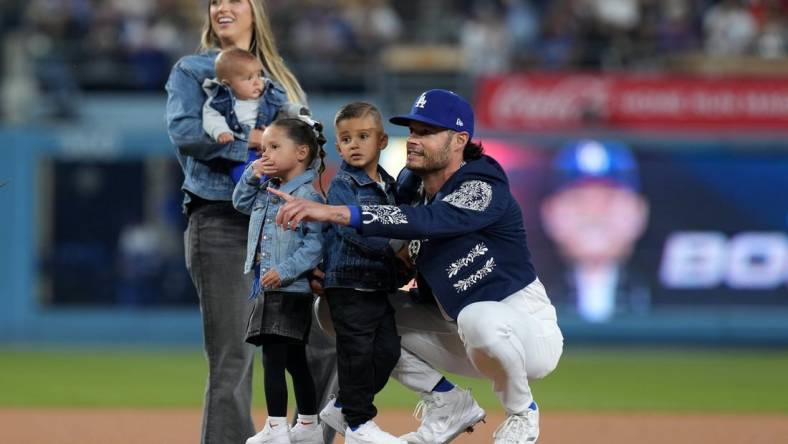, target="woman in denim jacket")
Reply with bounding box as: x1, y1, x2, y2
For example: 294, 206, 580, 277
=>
233, 118, 327, 444
164, 2, 334, 444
